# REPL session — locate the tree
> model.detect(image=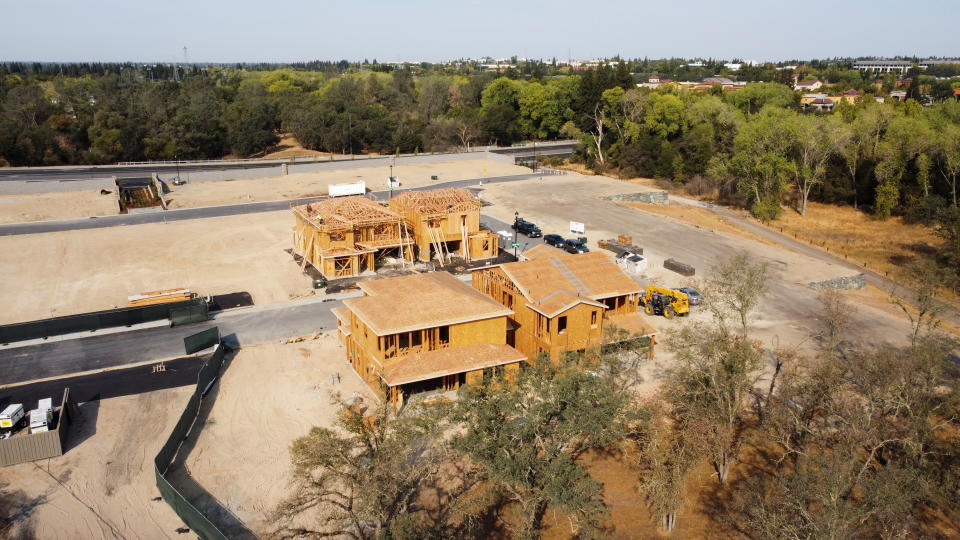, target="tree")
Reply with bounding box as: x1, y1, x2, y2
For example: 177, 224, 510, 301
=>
890, 259, 954, 345
792, 114, 842, 216
726, 82, 795, 114
704, 251, 770, 335
936, 124, 960, 207
275, 397, 445, 539
665, 324, 764, 485
815, 289, 856, 357
727, 108, 797, 220
452, 353, 633, 538
634, 402, 693, 532
223, 80, 279, 156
